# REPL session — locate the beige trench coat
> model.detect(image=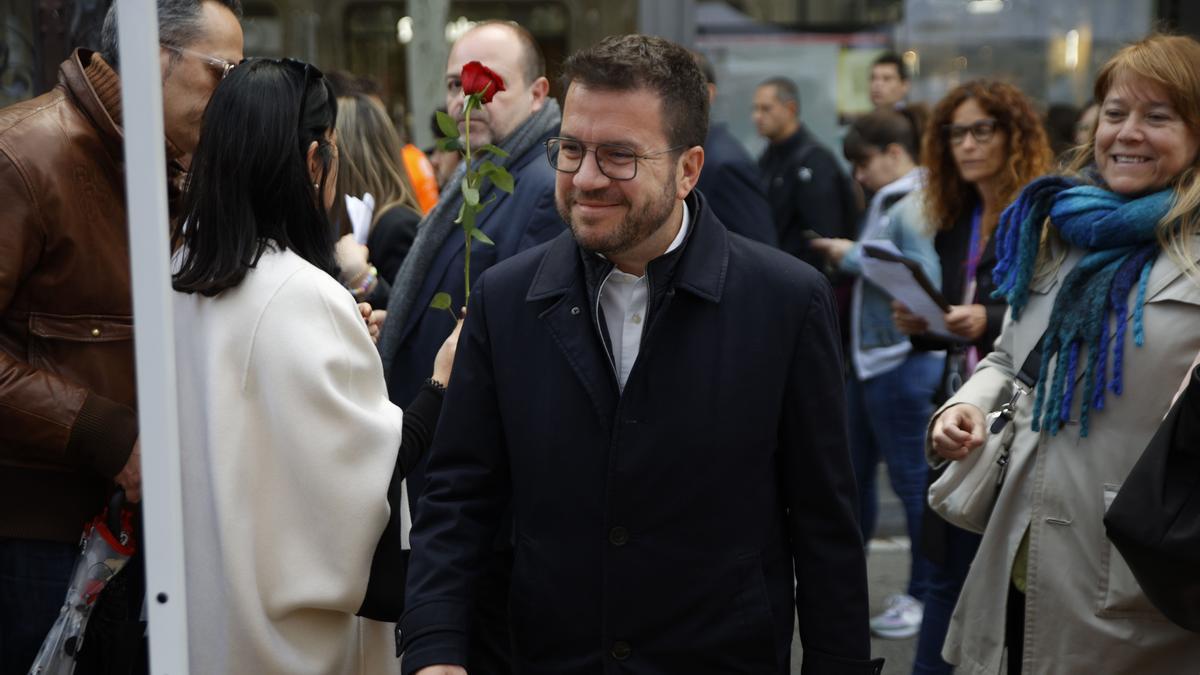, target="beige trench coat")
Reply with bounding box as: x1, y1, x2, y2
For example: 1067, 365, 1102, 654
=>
928, 241, 1200, 675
